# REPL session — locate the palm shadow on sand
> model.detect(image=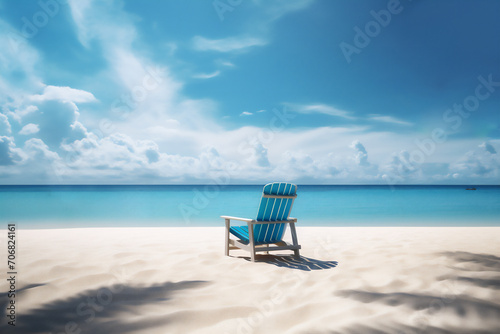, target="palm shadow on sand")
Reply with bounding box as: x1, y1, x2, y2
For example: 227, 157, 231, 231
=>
440, 251, 500, 290
0, 280, 208, 334
334, 251, 500, 334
